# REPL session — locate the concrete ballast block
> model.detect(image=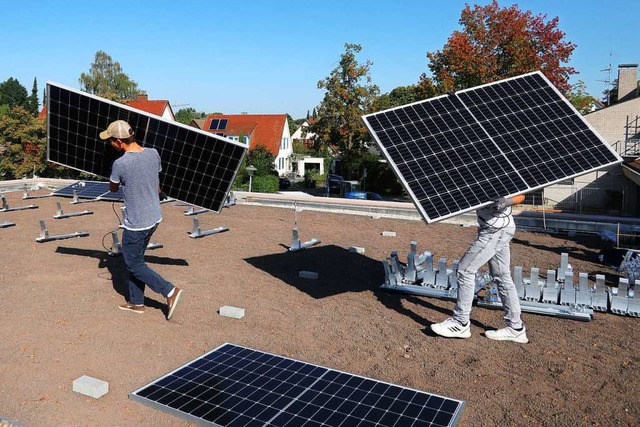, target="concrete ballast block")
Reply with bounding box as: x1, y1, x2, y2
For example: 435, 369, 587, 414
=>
349, 246, 365, 254
219, 306, 245, 319
73, 375, 108, 398
299, 271, 319, 279
381, 231, 396, 237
